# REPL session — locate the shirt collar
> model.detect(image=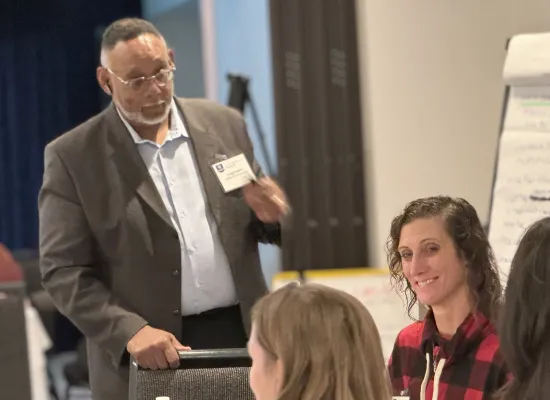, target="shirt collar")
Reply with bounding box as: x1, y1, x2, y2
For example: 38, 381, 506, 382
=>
420, 308, 494, 360
116, 98, 188, 145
